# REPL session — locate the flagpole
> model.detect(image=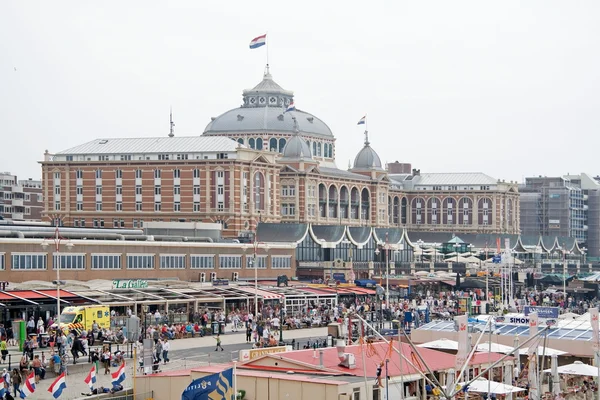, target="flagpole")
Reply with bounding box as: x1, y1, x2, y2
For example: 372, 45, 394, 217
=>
365, 114, 368, 132
266, 32, 269, 67
133, 347, 137, 400
233, 360, 238, 400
